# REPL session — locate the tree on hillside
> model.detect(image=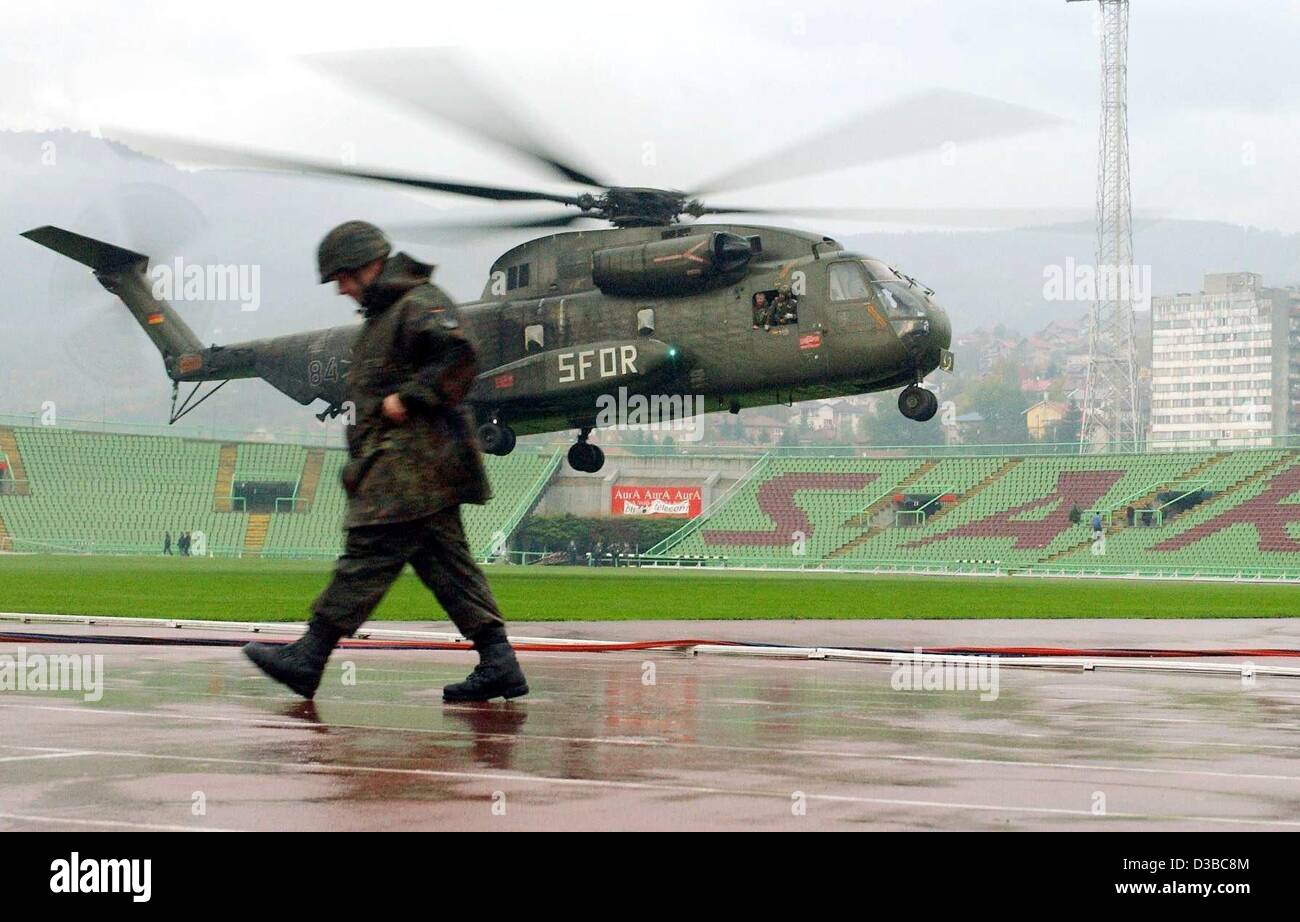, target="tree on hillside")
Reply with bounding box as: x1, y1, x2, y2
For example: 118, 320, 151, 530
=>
964, 362, 1030, 445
